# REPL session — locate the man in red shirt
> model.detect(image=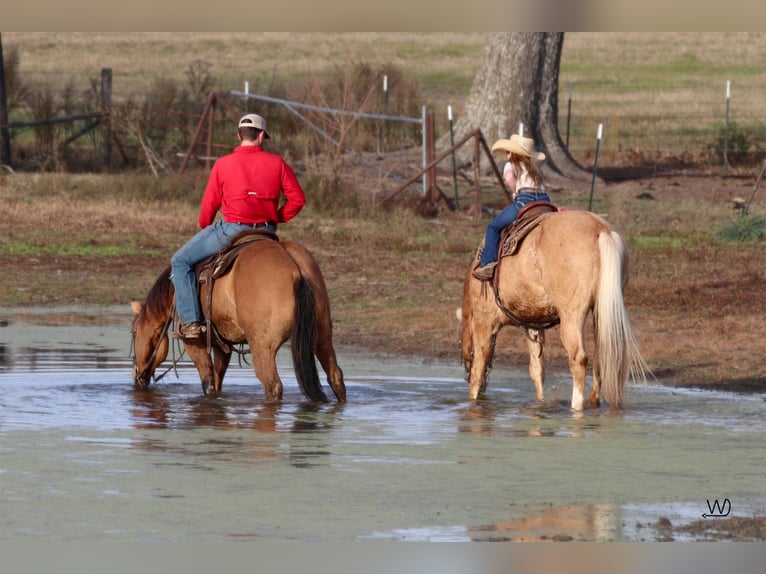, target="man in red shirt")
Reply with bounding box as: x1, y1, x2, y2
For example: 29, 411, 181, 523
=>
170, 113, 306, 338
